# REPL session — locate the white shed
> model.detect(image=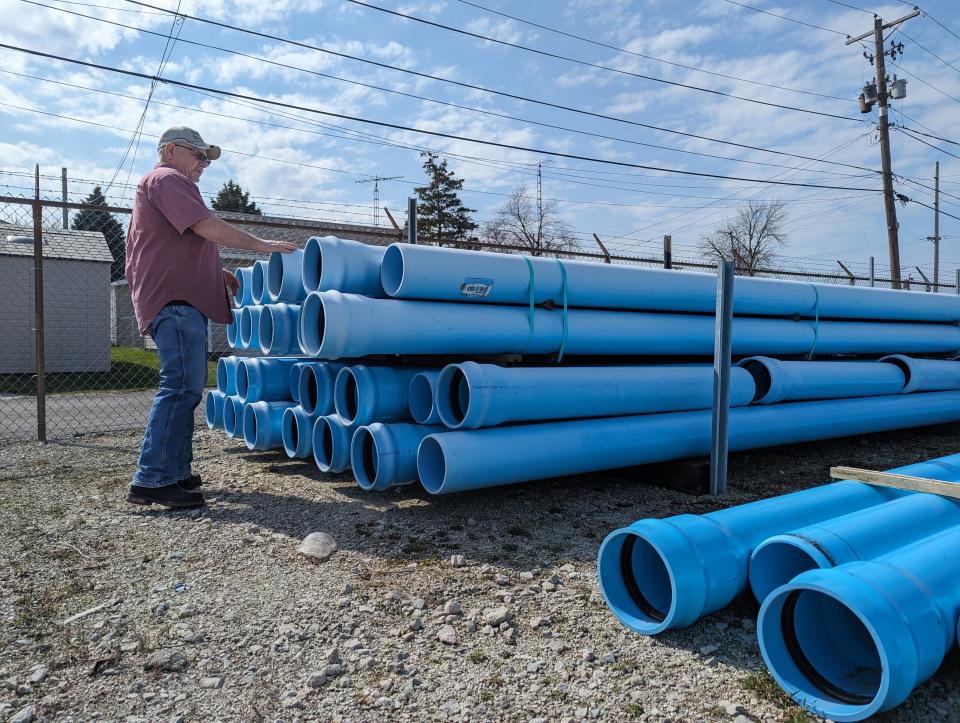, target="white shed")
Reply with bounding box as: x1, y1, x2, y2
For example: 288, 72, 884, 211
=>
0, 225, 112, 373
